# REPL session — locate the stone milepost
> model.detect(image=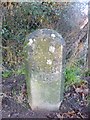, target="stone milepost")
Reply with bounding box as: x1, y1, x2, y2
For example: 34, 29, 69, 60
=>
25, 29, 65, 111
